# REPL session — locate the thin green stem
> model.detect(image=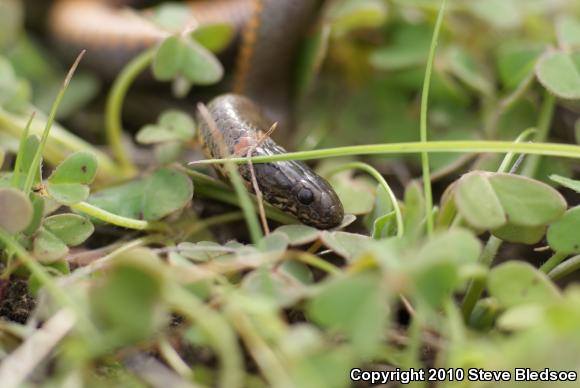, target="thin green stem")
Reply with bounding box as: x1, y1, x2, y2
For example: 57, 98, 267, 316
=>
11, 111, 36, 189
548, 255, 580, 281
461, 235, 502, 321
497, 128, 537, 173
326, 162, 404, 238
72, 201, 157, 230
23, 51, 85, 195
191, 140, 580, 165
293, 252, 342, 276
521, 92, 556, 178
106, 49, 155, 176
539, 251, 568, 274
419, 0, 446, 236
